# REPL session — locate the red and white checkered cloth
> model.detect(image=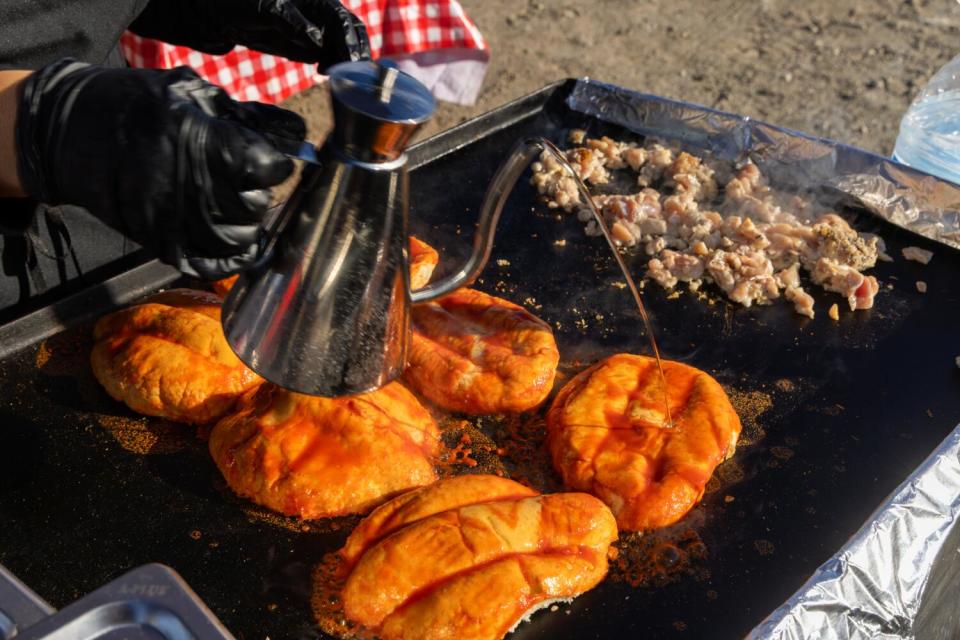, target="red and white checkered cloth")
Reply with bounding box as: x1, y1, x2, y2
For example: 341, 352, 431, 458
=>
343, 0, 486, 58
120, 0, 487, 105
